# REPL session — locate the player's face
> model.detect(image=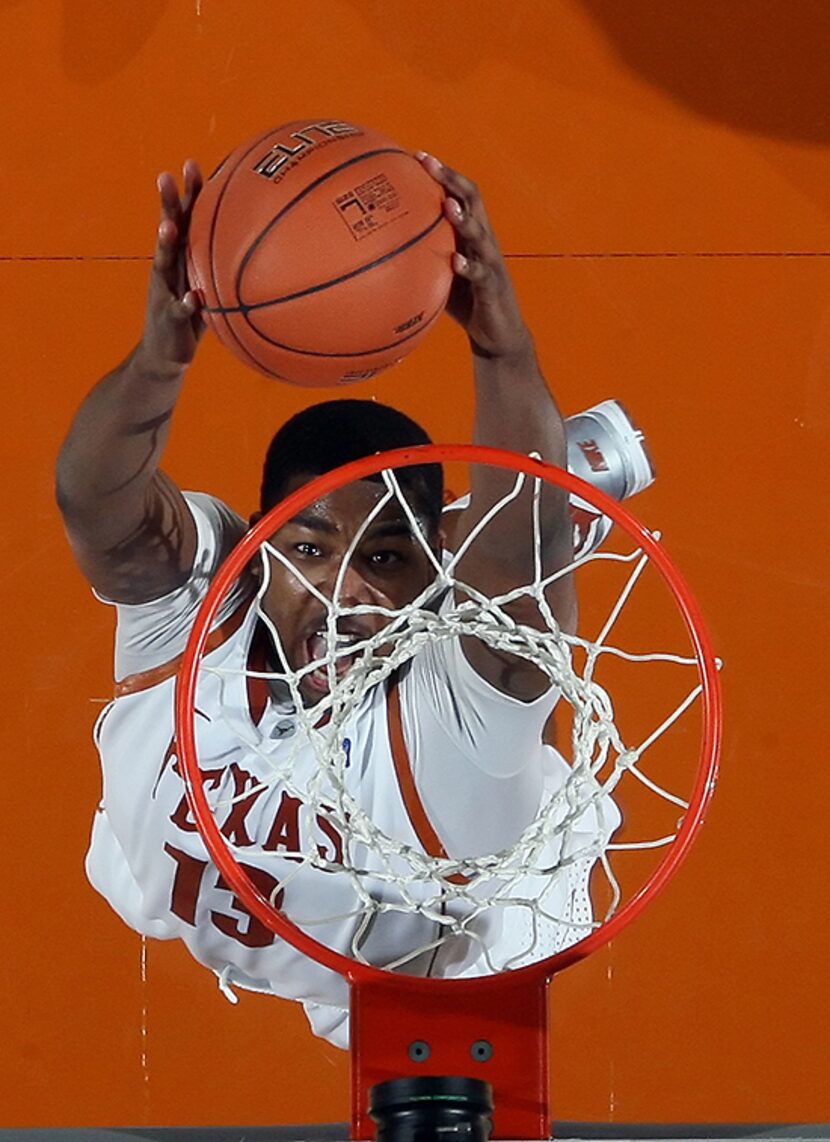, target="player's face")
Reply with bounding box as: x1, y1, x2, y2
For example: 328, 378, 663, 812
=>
258, 477, 441, 703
